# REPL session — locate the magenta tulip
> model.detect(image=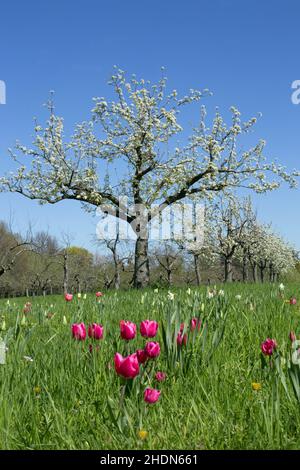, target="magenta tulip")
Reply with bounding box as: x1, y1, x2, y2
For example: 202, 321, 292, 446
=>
289, 331, 296, 342
140, 320, 159, 338
88, 323, 104, 340
261, 338, 277, 356
136, 349, 148, 364
145, 341, 160, 359
65, 293, 73, 302
120, 320, 137, 340
72, 323, 86, 340
155, 371, 167, 382
190, 317, 201, 332
177, 331, 188, 346
114, 352, 139, 379
144, 388, 161, 404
